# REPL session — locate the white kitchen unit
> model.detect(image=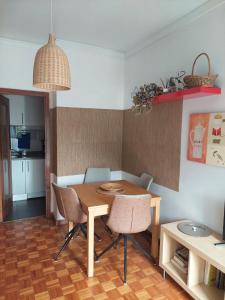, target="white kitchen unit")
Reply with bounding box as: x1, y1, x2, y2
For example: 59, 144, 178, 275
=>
26, 159, 45, 198
9, 95, 44, 126
11, 159, 26, 200
12, 158, 45, 201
